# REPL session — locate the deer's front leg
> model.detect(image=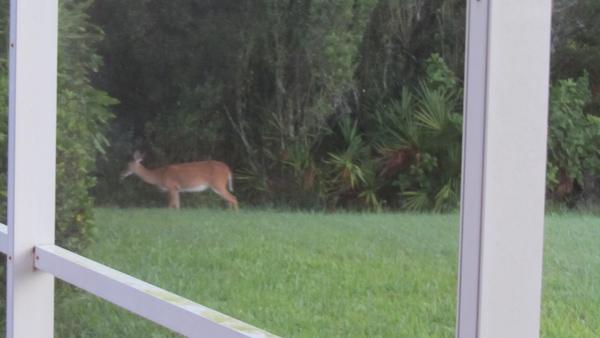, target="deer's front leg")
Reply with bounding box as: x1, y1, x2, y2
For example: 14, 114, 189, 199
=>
168, 188, 180, 209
